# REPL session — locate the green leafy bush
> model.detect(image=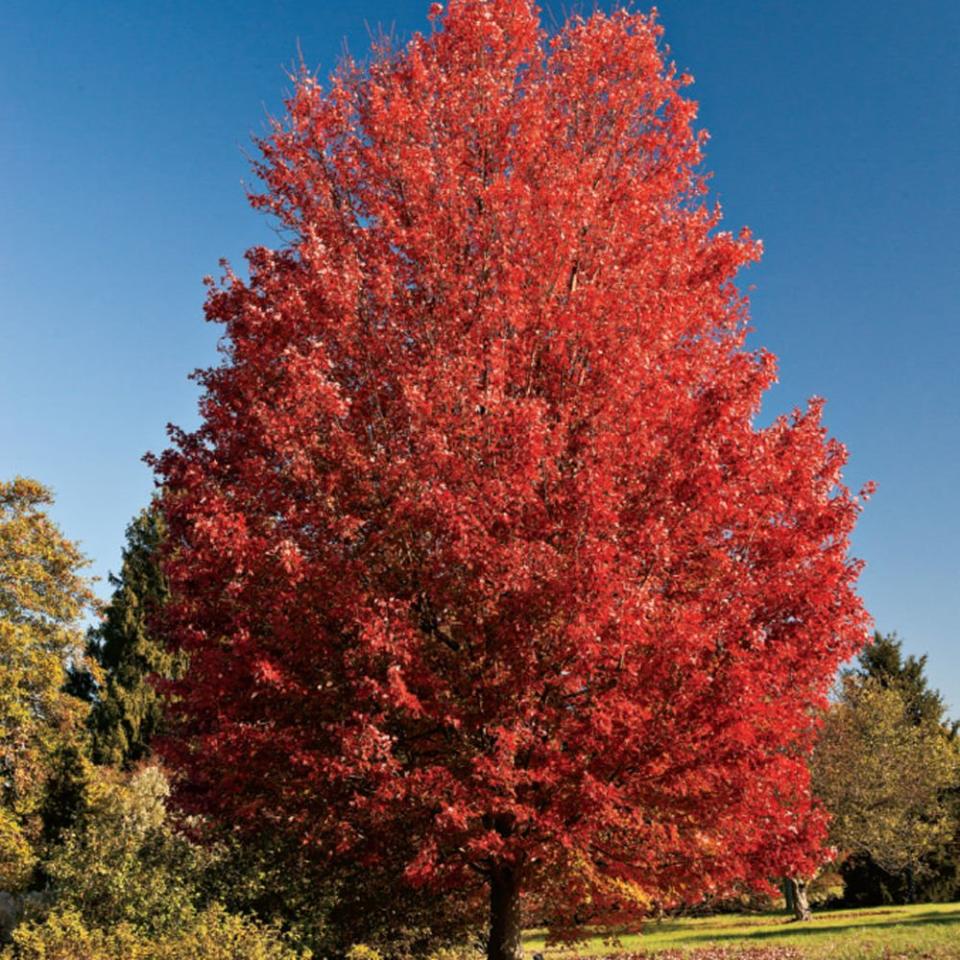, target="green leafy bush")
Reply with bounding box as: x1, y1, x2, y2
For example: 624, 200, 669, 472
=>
345, 945, 383, 960
204, 831, 480, 959
0, 811, 36, 893
41, 765, 204, 936
1, 910, 145, 960
158, 904, 308, 960
2, 906, 308, 960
